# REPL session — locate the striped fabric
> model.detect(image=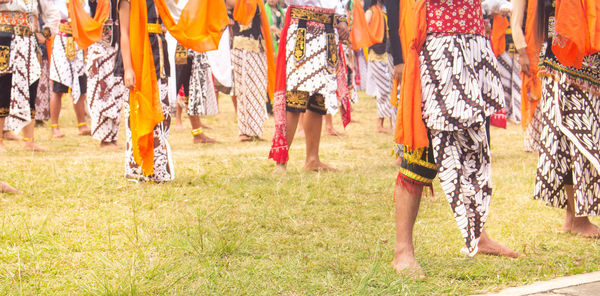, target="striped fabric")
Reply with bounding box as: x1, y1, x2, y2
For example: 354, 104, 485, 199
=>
496, 52, 522, 122
86, 42, 123, 143
188, 51, 218, 117
366, 57, 394, 119
232, 48, 268, 137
